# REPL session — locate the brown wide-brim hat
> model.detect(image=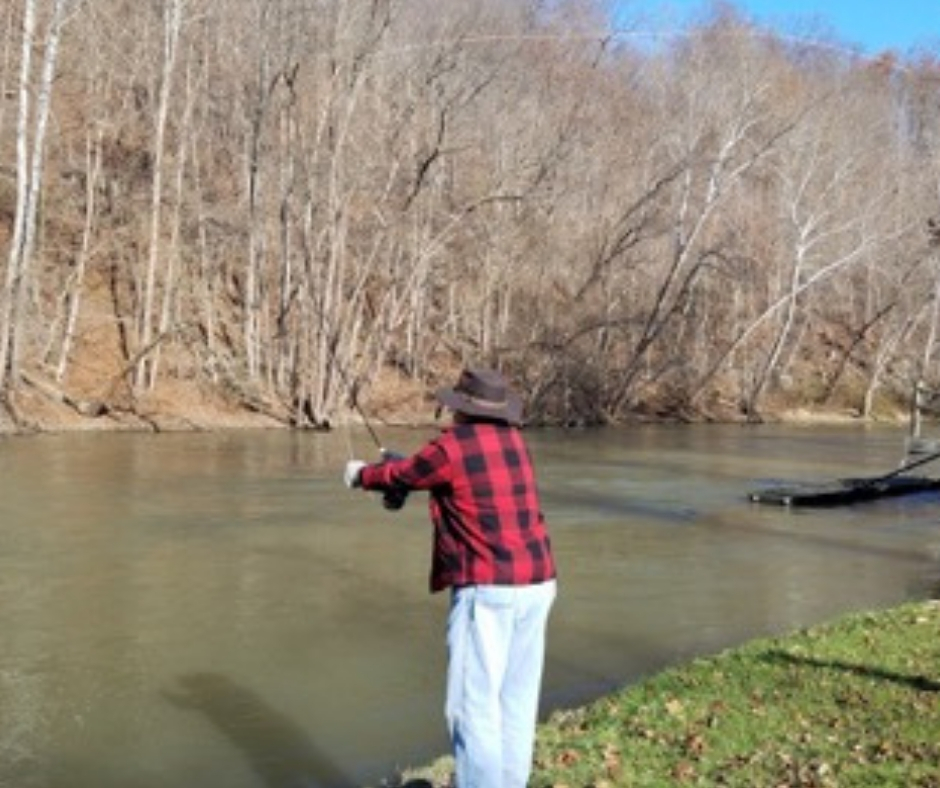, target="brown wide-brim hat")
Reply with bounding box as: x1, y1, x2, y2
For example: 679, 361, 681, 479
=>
435, 368, 524, 426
